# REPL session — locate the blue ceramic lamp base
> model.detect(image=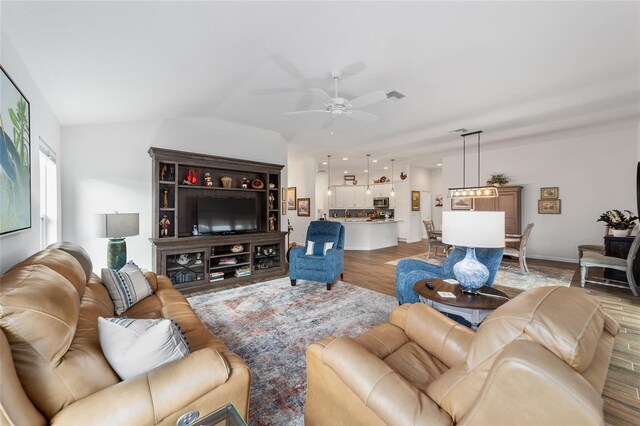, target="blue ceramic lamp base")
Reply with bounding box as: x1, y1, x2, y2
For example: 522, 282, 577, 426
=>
453, 247, 490, 293
107, 238, 127, 270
